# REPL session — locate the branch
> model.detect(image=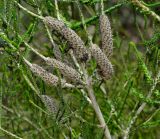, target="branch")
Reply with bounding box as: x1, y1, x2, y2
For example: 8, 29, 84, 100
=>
82, 65, 111, 139
71, 3, 123, 29
0, 127, 22, 139
130, 0, 160, 22
124, 70, 160, 139
14, 1, 44, 20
